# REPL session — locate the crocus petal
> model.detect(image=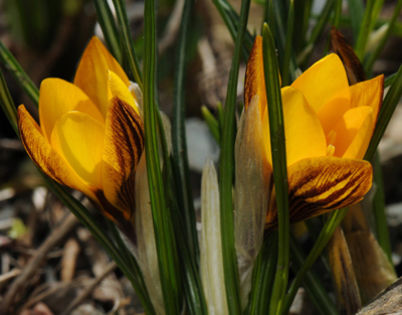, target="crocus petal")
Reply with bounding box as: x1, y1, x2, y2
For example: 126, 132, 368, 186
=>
244, 35, 267, 119
292, 53, 349, 113
331, 106, 374, 159
282, 87, 327, 166
39, 78, 103, 141
317, 87, 351, 135
349, 74, 384, 119
50, 111, 105, 189
107, 71, 139, 114
266, 157, 372, 228
74, 37, 130, 116
102, 97, 144, 216
18, 105, 93, 198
